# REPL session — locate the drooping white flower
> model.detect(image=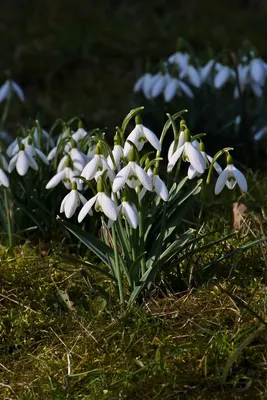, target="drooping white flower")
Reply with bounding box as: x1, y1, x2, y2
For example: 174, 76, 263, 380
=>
8, 145, 38, 176
215, 157, 247, 195
46, 160, 82, 190
167, 131, 206, 174
200, 60, 214, 83
167, 131, 185, 161
123, 119, 161, 157
0, 80, 24, 102
187, 65, 201, 88
112, 161, 152, 192
187, 142, 222, 180
214, 65, 234, 88
133, 73, 155, 99
150, 73, 168, 98
107, 144, 124, 171
60, 184, 87, 218
168, 52, 190, 74
81, 151, 111, 181
139, 168, 169, 201
78, 191, 118, 223
57, 145, 86, 173
10, 136, 49, 166
117, 200, 139, 228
